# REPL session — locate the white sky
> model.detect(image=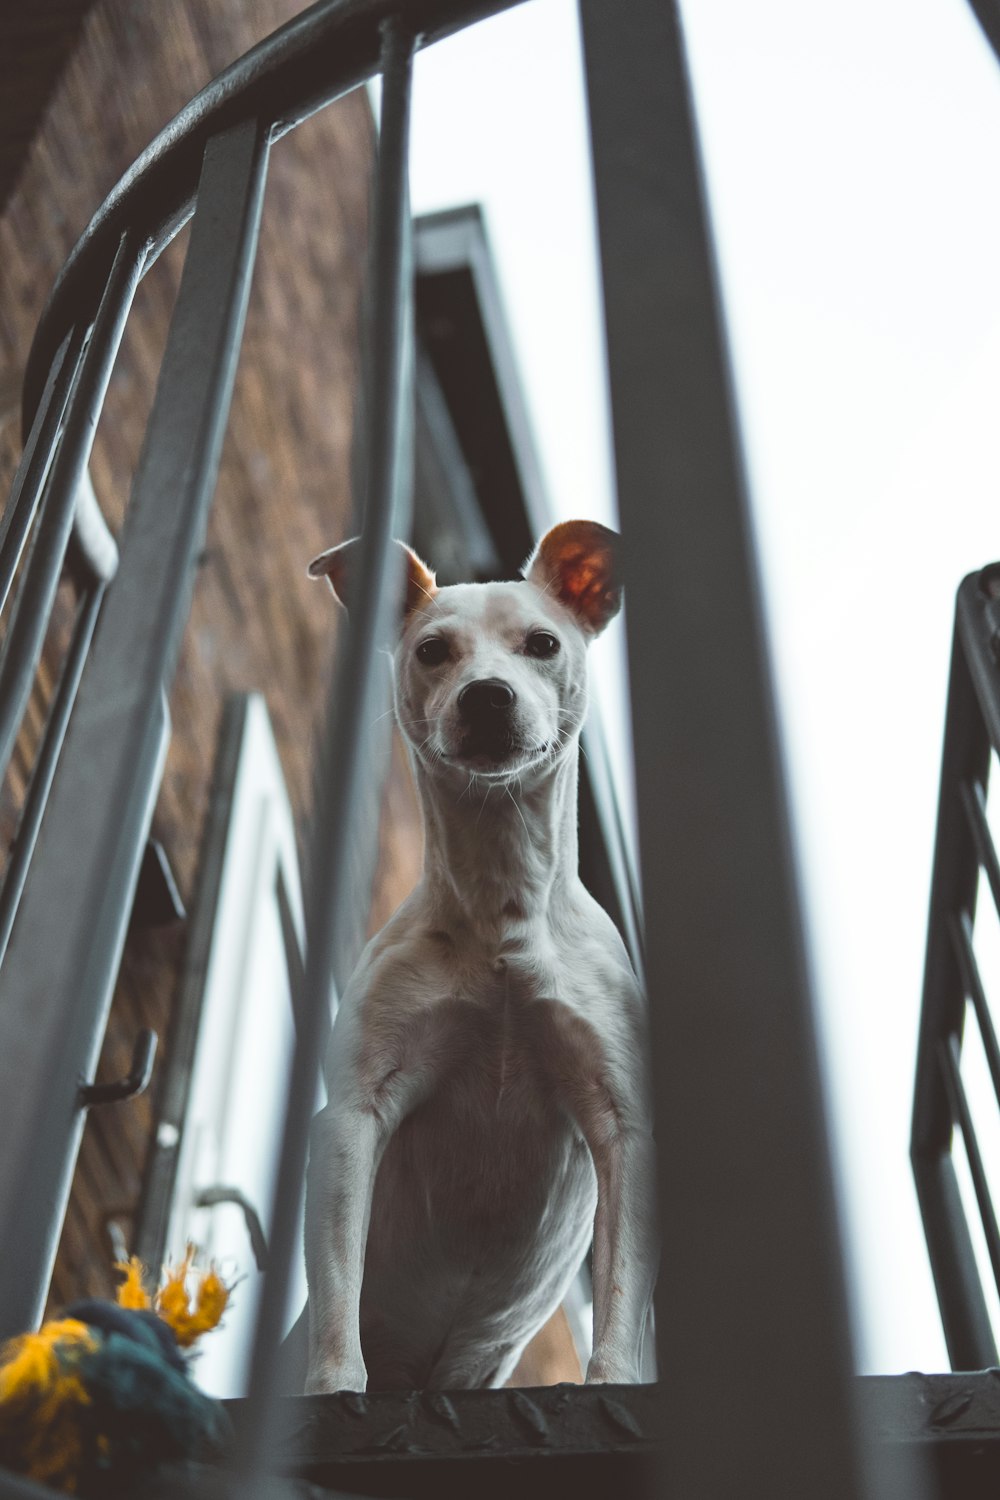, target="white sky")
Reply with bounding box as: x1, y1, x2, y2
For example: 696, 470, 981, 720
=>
407, 0, 1000, 1373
